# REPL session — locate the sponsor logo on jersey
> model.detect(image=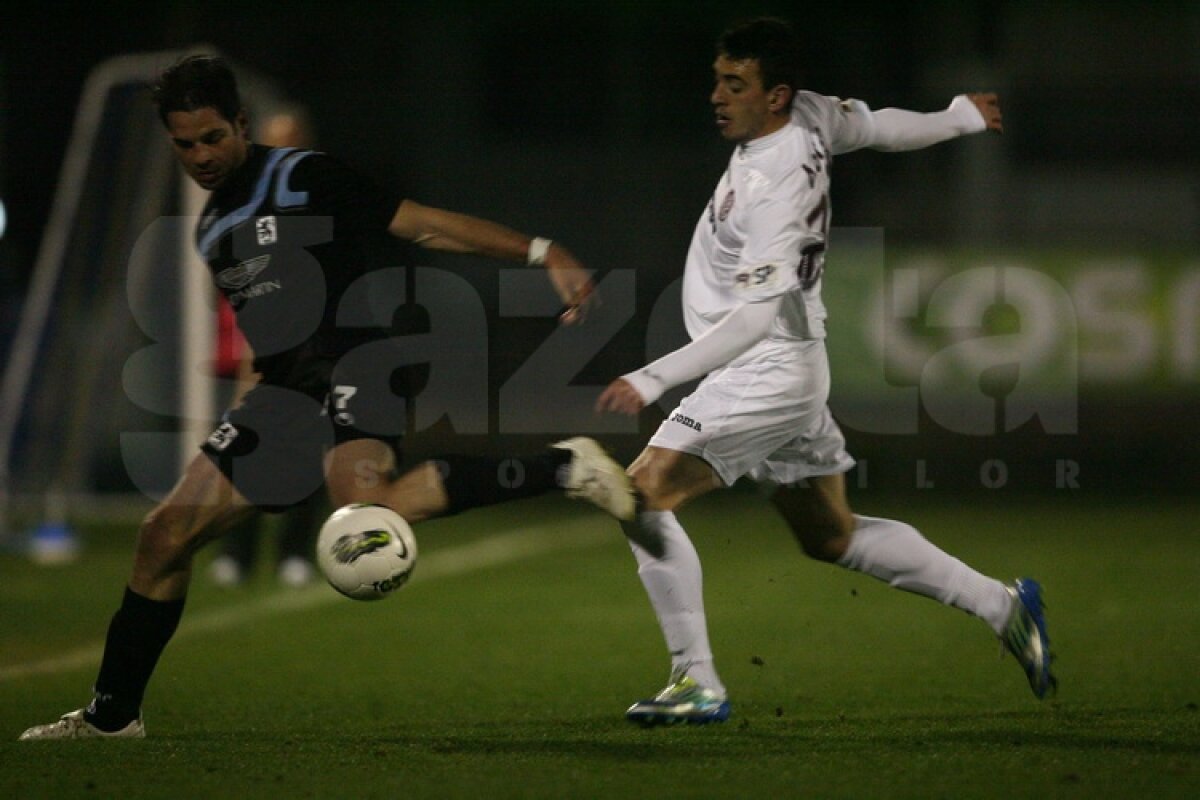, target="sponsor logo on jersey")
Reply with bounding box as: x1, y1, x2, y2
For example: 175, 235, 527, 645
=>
227, 280, 282, 304
718, 189, 735, 221
206, 421, 239, 452
255, 215, 278, 245
734, 262, 781, 293
215, 255, 271, 290
669, 412, 702, 432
